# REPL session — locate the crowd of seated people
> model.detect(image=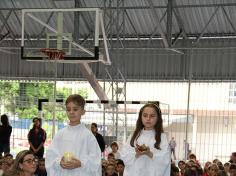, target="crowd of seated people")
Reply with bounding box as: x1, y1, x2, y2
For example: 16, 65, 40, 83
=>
0, 150, 124, 176
102, 158, 125, 176
0, 151, 47, 176
170, 152, 236, 176
1, 149, 236, 176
